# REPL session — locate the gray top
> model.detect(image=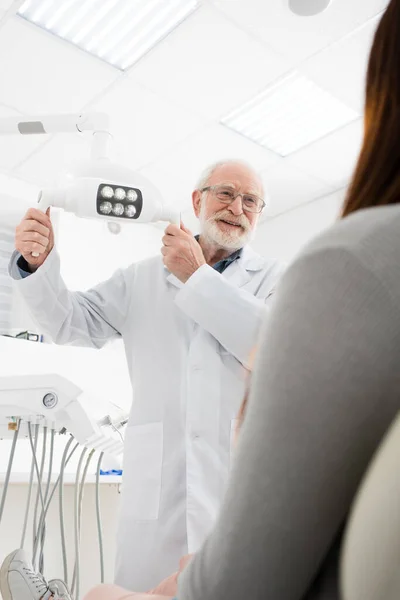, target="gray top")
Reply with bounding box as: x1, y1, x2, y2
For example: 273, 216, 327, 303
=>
179, 205, 400, 600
